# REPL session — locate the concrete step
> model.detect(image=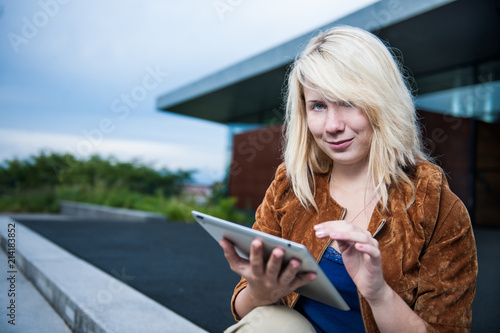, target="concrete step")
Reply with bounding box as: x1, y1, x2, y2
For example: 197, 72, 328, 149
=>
0, 217, 208, 333
0, 249, 72, 333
